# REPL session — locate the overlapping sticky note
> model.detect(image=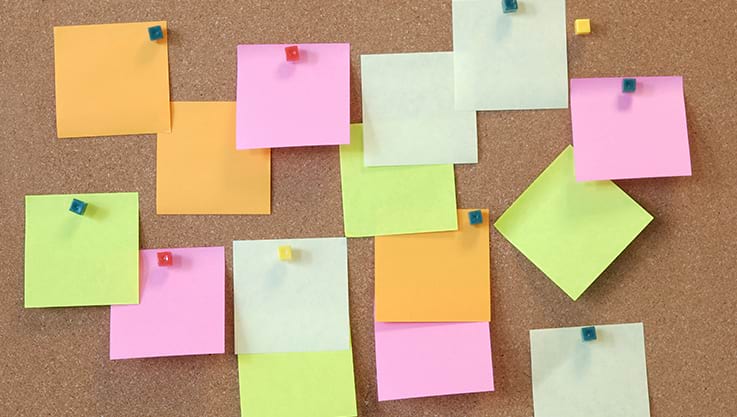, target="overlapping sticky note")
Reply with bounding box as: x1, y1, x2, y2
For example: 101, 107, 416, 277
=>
233, 238, 350, 354
452, 0, 568, 110
24, 193, 139, 307
375, 209, 490, 322
53, 22, 170, 138
495, 146, 653, 300
530, 323, 651, 417
571, 76, 692, 181
340, 124, 458, 237
237, 350, 357, 417
157, 102, 271, 214
235, 43, 349, 149
109, 247, 225, 360
361, 52, 478, 166
375, 321, 494, 401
